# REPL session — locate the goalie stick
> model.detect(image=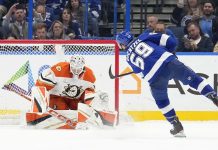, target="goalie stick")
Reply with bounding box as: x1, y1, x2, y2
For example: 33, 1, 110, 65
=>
109, 65, 134, 79
4, 85, 78, 129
